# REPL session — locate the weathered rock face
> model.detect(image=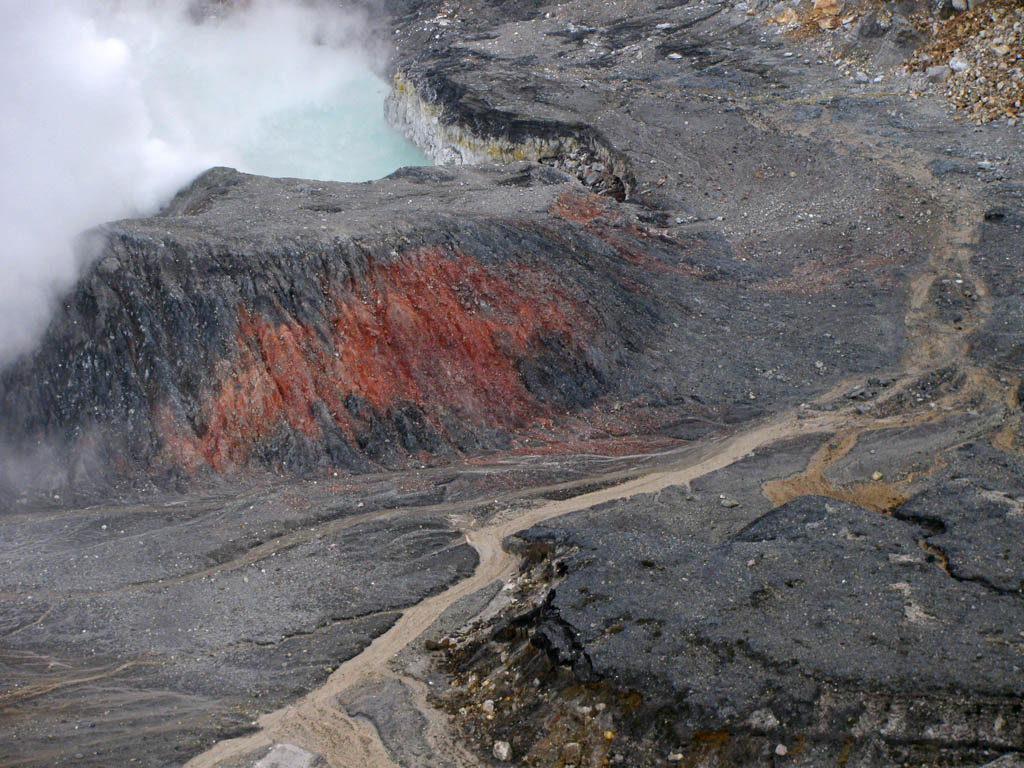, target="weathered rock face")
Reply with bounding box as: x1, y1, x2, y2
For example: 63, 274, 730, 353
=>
0, 141, 917, 494
0, 166, 663, 489
502, 441, 1024, 767
969, 205, 1024, 373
